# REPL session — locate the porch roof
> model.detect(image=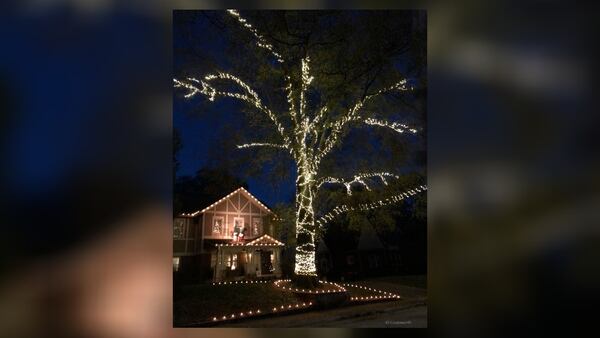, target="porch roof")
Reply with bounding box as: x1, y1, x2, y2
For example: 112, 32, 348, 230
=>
215, 234, 284, 248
